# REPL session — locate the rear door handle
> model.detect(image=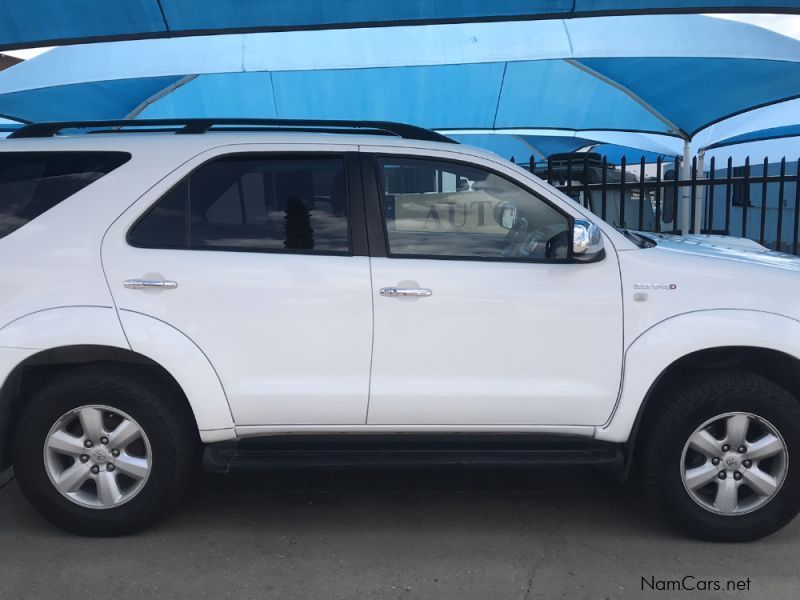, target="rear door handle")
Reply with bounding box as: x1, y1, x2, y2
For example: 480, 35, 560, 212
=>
124, 279, 178, 290
379, 287, 432, 298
